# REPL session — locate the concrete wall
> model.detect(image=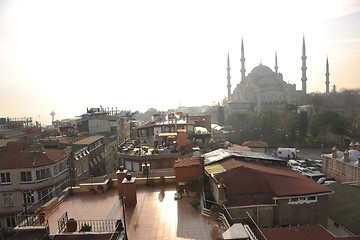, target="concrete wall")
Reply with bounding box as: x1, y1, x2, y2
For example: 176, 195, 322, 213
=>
226, 195, 328, 228
275, 195, 328, 227
322, 154, 360, 183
